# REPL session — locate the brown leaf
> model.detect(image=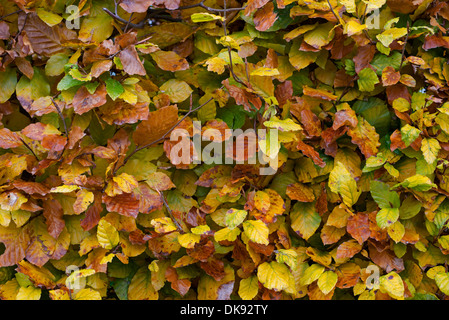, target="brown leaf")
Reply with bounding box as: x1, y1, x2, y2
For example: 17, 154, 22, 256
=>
43, 199, 65, 239
346, 213, 370, 245
13, 180, 50, 196
200, 257, 225, 281
303, 86, 337, 101
72, 84, 108, 115
368, 241, 404, 273
244, 0, 271, 16
0, 128, 22, 149
320, 126, 347, 157
0, 21, 10, 40
15, 57, 34, 79
119, 45, 146, 76
347, 117, 380, 158
353, 44, 376, 74
187, 238, 214, 261
286, 182, 315, 202
300, 109, 321, 137
120, 0, 152, 12
274, 80, 292, 107
335, 263, 360, 289
386, 83, 411, 106
382, 66, 401, 86
99, 101, 149, 125
332, 109, 358, 130
336, 239, 362, 260
133, 104, 179, 146
222, 78, 262, 112
67, 125, 85, 149
165, 266, 191, 296
137, 182, 163, 213
91, 60, 113, 78
253, 2, 277, 32
0, 224, 31, 267
80, 193, 102, 231
102, 192, 140, 218
20, 12, 76, 57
